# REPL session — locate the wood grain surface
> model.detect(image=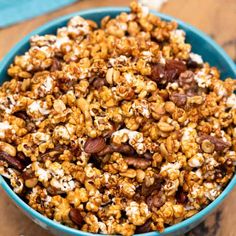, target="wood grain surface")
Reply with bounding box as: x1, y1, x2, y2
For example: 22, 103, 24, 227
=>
0, 0, 235, 236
